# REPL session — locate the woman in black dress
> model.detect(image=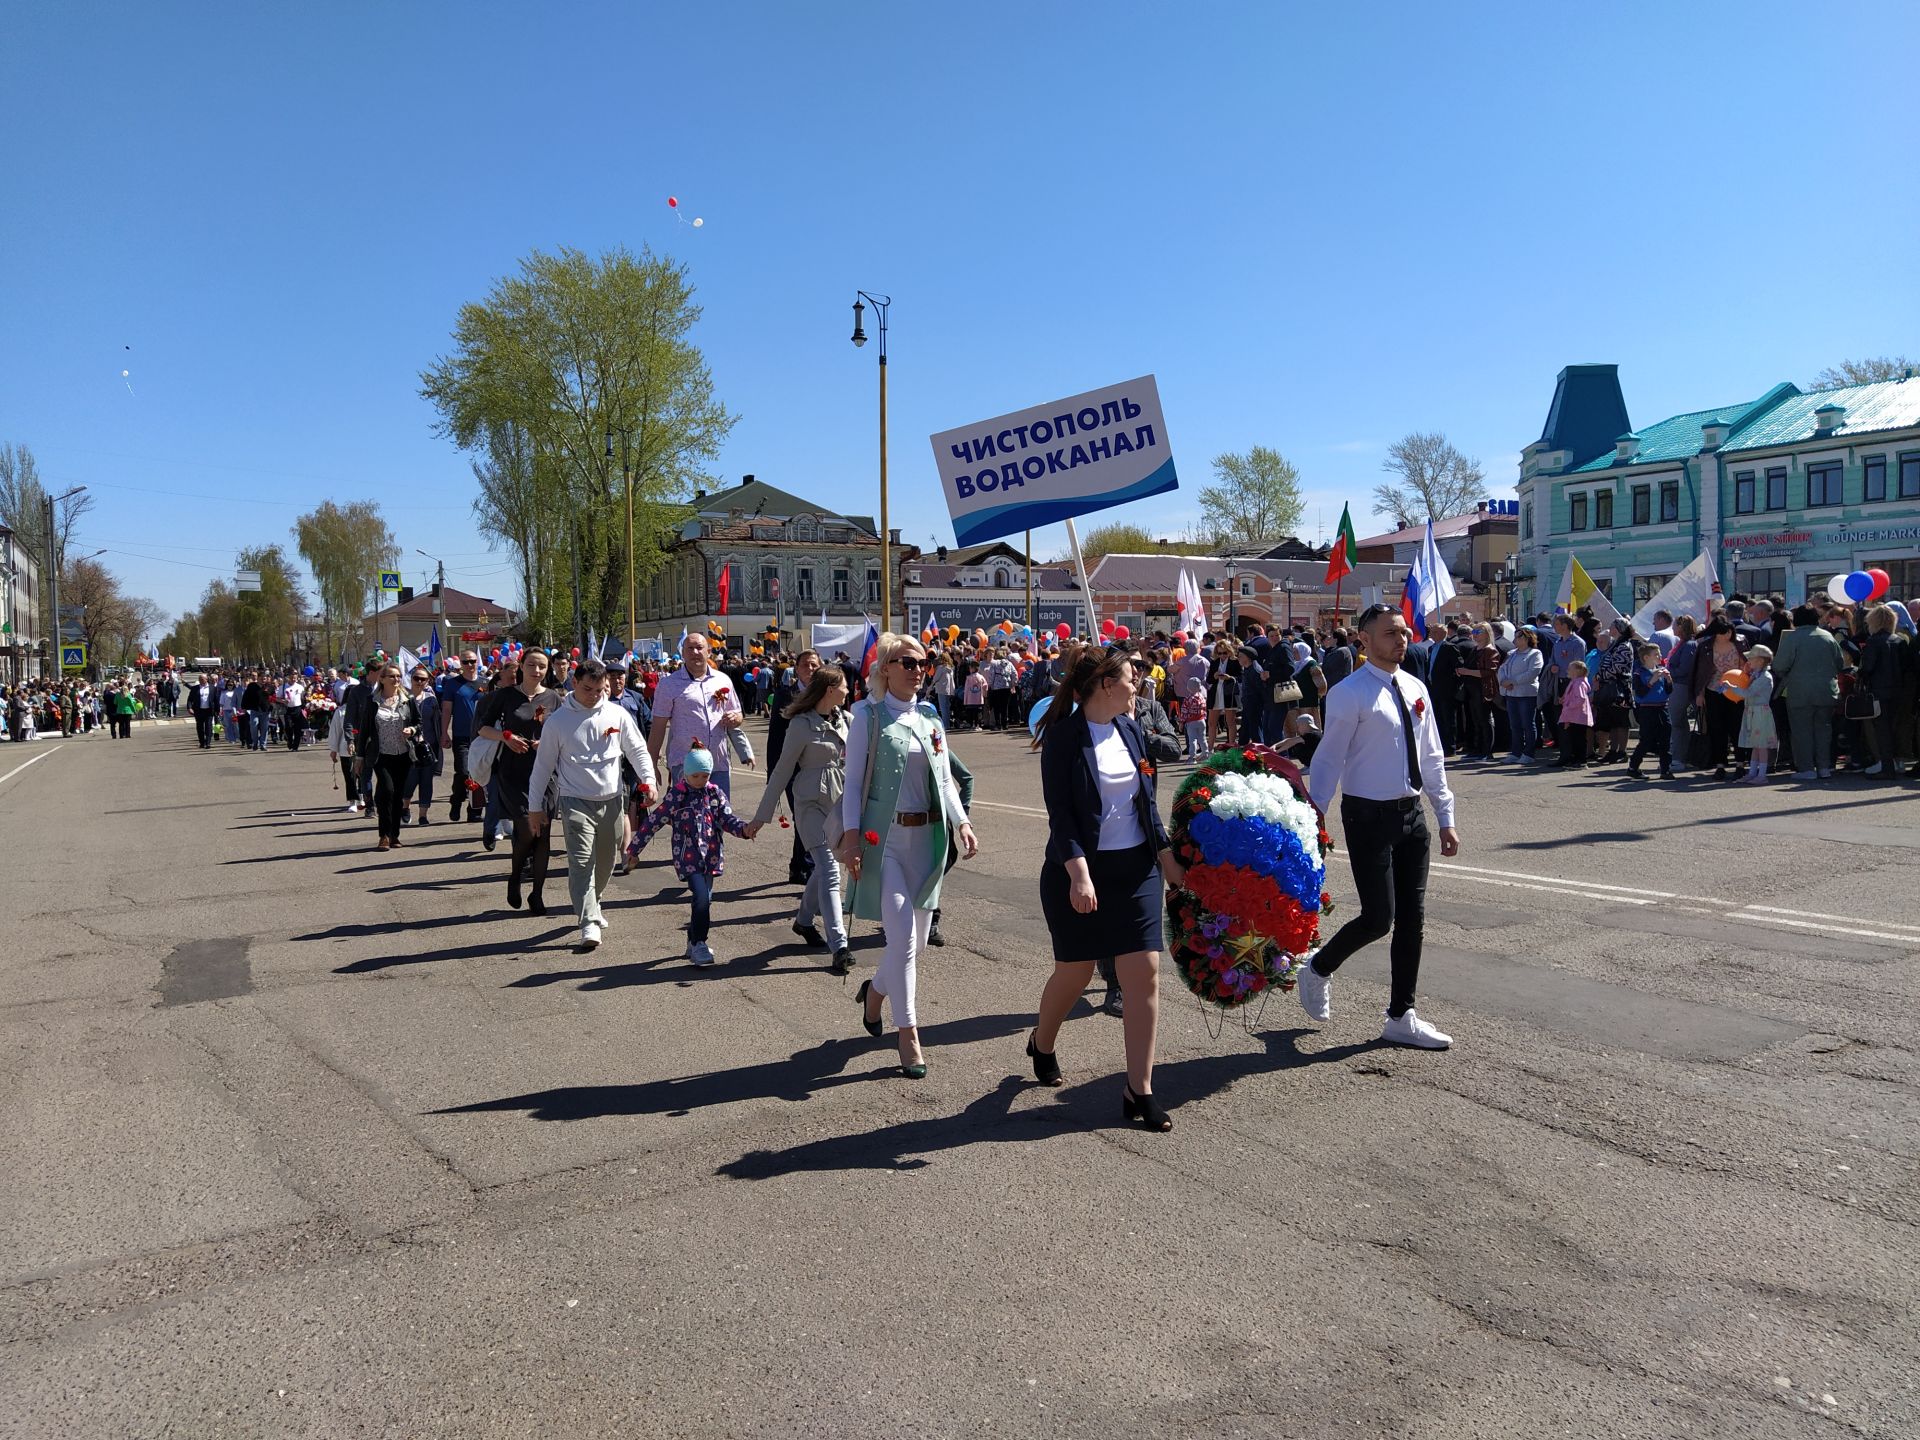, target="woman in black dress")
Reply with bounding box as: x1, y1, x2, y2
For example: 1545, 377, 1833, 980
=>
1026, 642, 1187, 1131
474, 649, 564, 913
